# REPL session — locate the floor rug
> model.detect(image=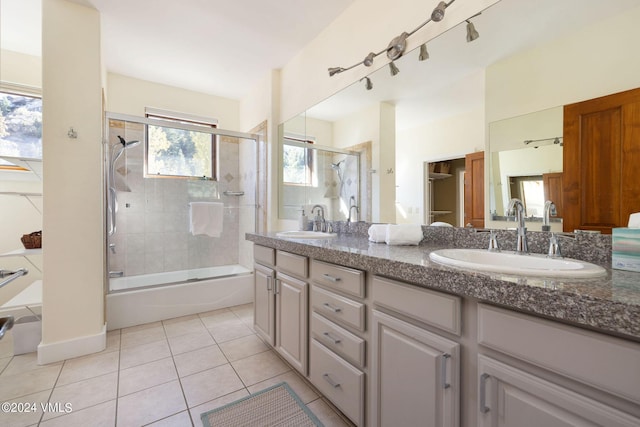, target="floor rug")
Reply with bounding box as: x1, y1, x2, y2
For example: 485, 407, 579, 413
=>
200, 382, 324, 427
